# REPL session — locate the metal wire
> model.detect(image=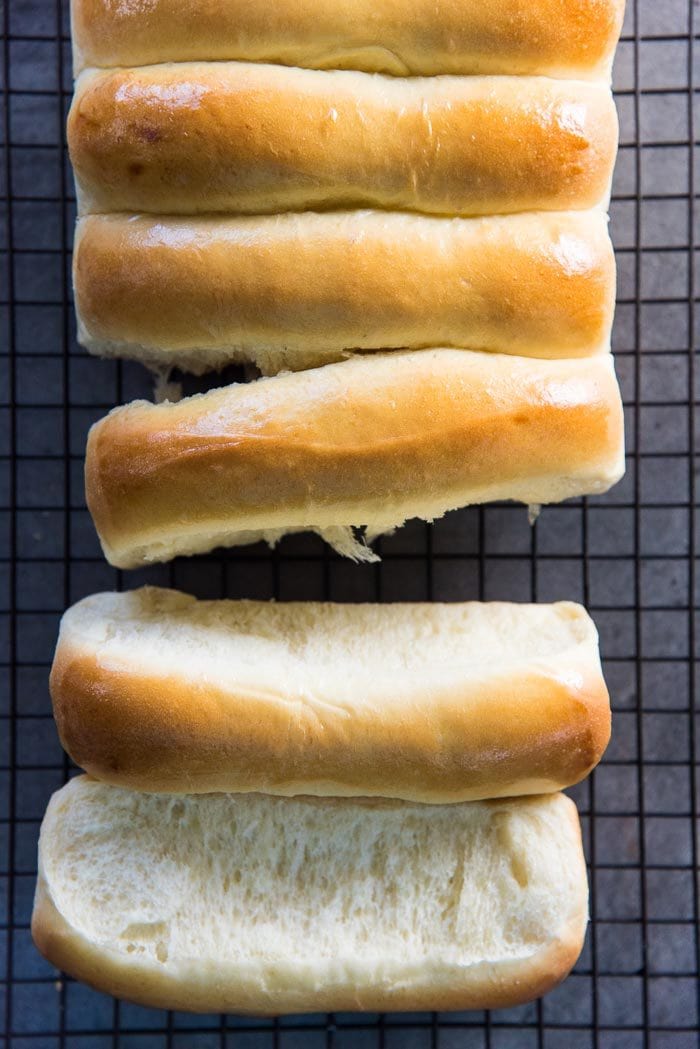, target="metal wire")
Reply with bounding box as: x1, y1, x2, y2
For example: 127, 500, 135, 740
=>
1, 0, 699, 1046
